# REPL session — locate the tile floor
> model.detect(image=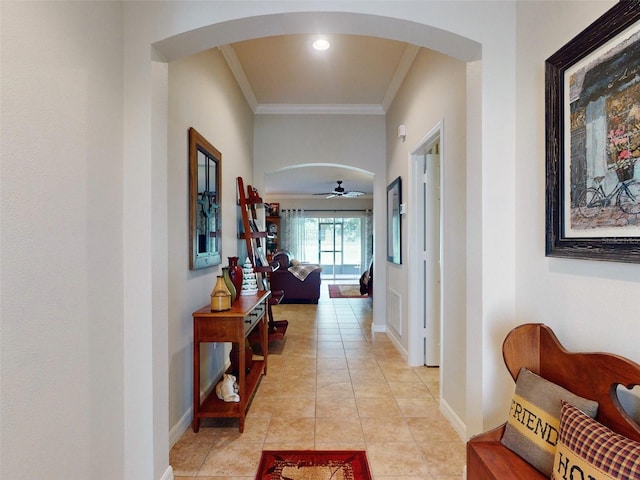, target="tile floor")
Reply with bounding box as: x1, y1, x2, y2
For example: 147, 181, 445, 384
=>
170, 286, 465, 479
